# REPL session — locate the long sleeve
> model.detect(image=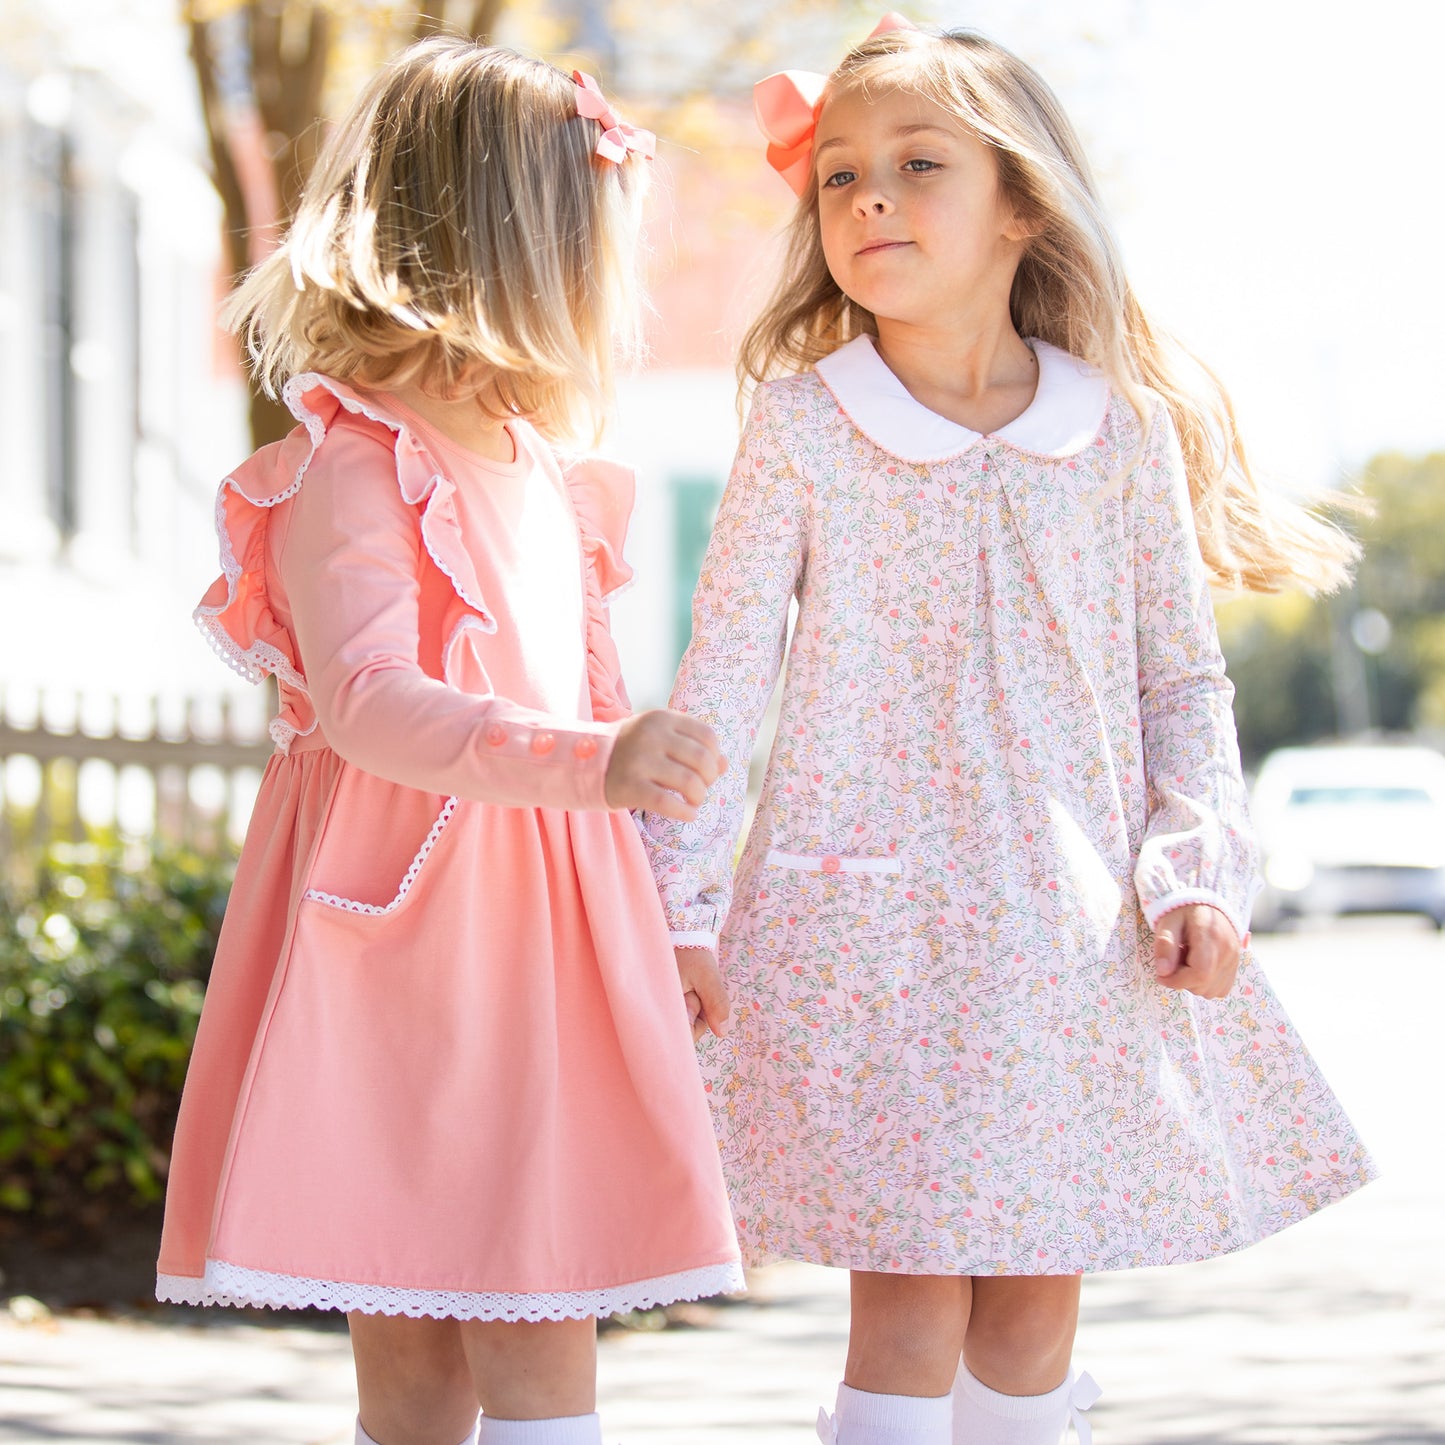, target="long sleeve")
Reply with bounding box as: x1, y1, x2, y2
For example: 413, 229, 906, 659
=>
641, 385, 809, 946
275, 425, 619, 809
1130, 401, 1259, 938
